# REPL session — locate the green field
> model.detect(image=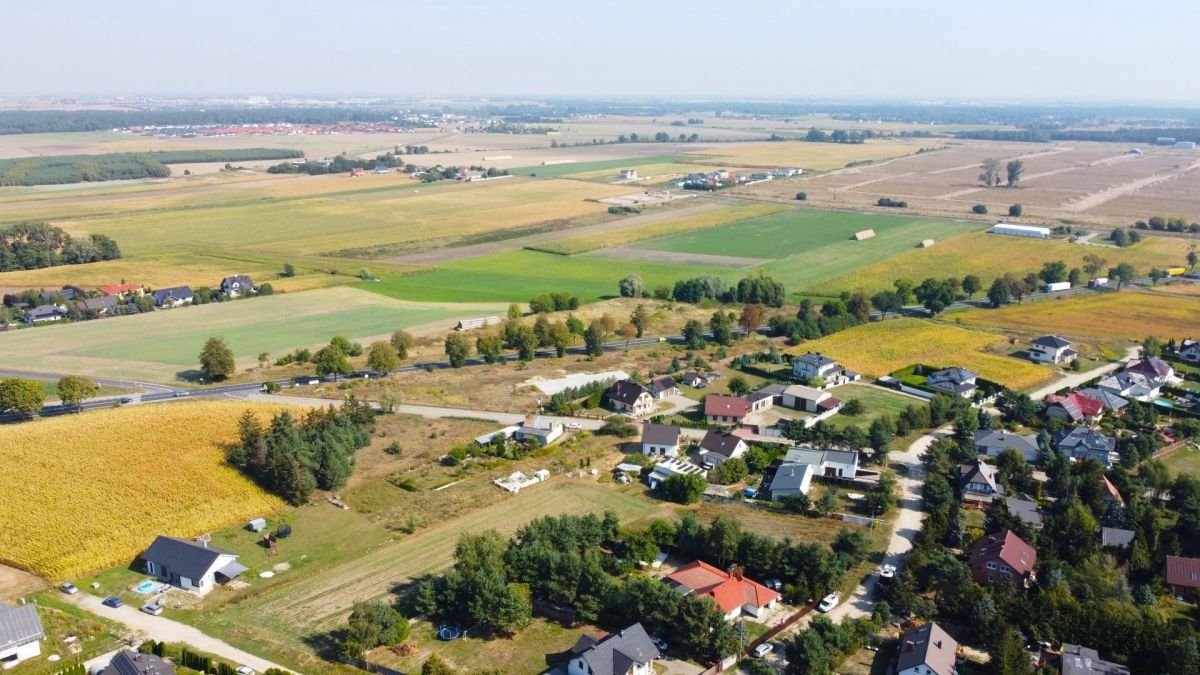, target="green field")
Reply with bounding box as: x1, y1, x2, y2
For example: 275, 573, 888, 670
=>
0, 287, 497, 382
509, 154, 680, 178
825, 383, 923, 430
364, 248, 730, 303
1160, 445, 1200, 478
